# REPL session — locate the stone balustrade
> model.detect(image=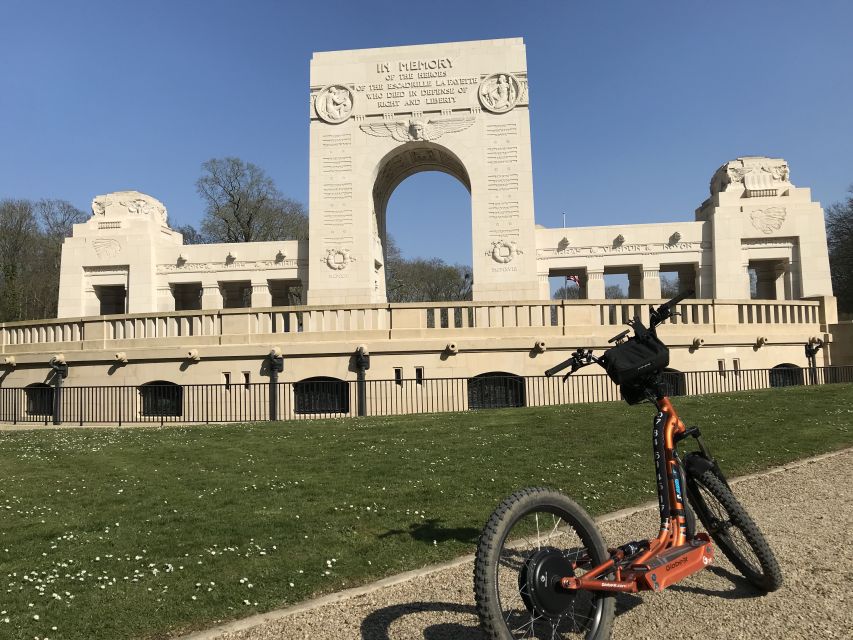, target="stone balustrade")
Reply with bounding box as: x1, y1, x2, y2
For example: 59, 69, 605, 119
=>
0, 298, 830, 356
